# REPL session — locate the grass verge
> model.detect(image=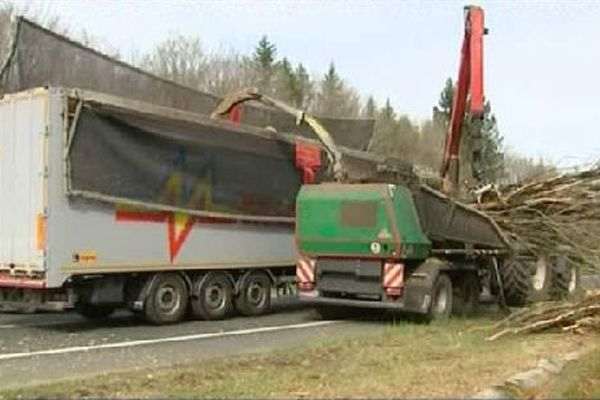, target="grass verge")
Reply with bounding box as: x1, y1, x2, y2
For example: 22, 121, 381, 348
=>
2, 317, 596, 398
538, 346, 600, 398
